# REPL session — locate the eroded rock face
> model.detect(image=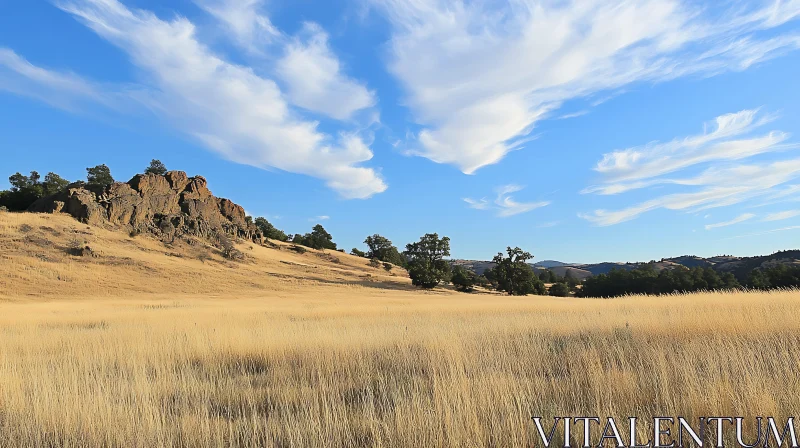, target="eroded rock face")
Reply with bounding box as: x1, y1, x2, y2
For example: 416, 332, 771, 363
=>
29, 171, 262, 242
